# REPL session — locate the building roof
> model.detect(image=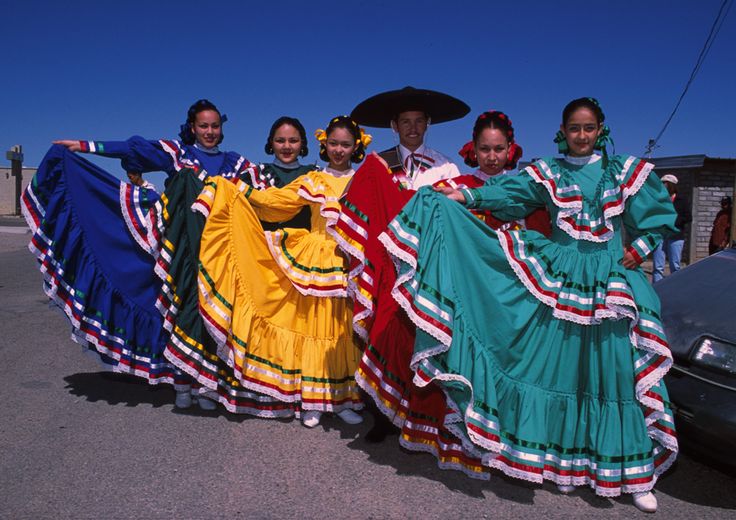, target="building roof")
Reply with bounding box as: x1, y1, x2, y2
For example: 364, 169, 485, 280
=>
649, 155, 736, 171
